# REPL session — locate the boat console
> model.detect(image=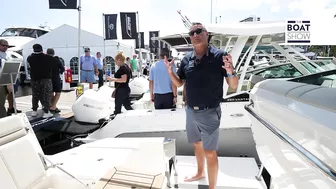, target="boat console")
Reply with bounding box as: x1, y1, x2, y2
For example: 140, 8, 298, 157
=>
245, 80, 336, 188
0, 114, 176, 189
